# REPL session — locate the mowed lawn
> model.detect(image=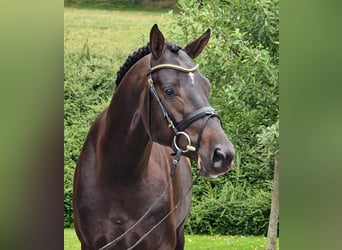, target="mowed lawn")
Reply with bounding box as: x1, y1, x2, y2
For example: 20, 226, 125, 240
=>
65, 228, 276, 250
64, 7, 175, 73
